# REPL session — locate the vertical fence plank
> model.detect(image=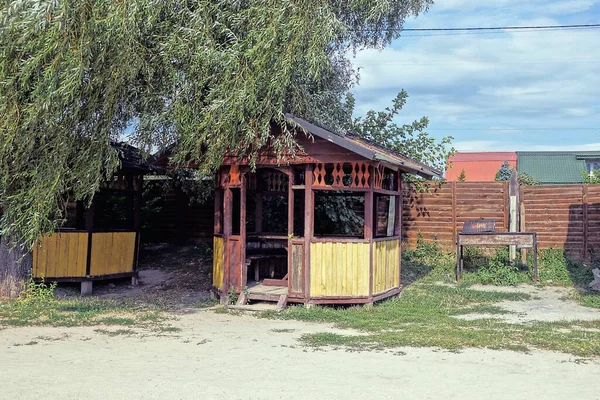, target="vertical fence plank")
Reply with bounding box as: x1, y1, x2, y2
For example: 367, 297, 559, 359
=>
583, 184, 588, 259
